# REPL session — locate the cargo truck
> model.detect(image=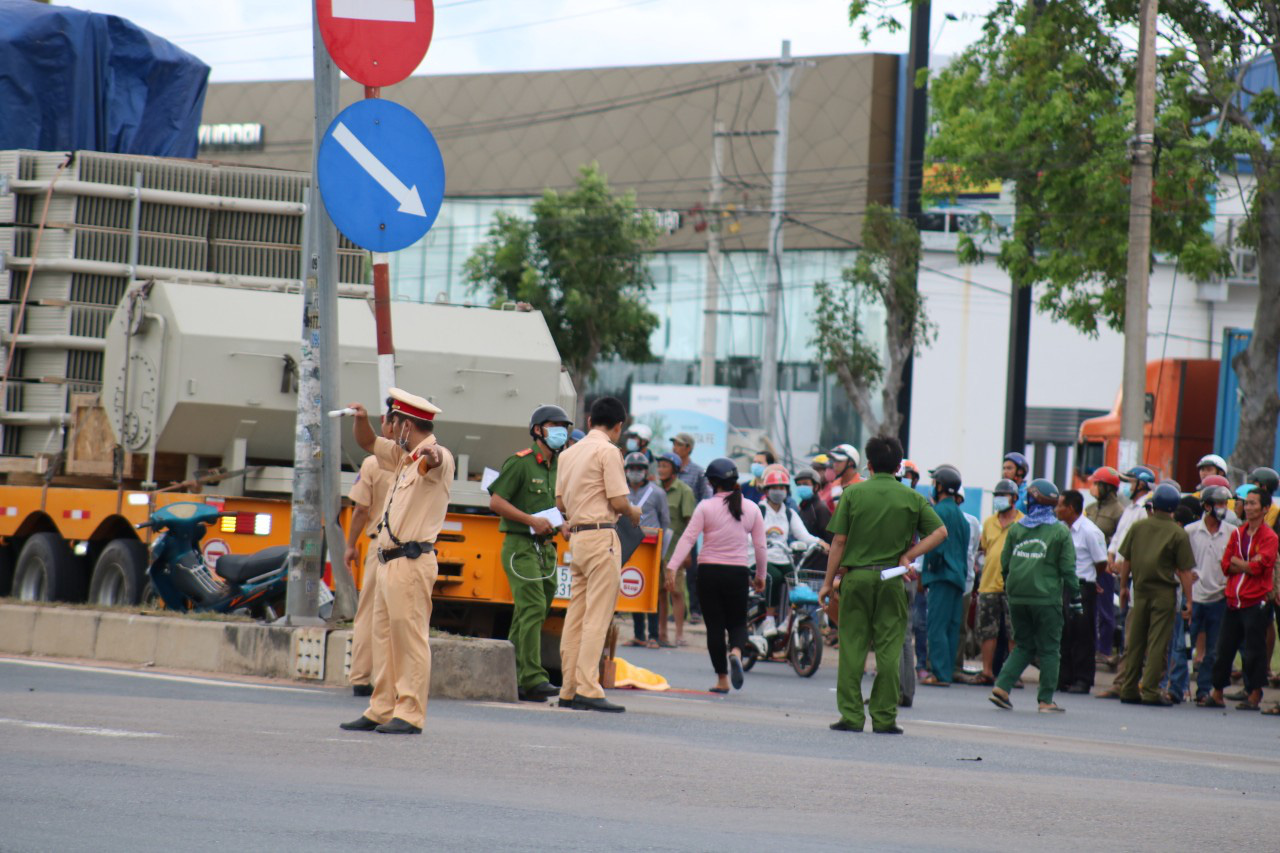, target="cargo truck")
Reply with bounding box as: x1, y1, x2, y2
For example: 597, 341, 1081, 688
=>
1074, 328, 1280, 486
0, 149, 659, 639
